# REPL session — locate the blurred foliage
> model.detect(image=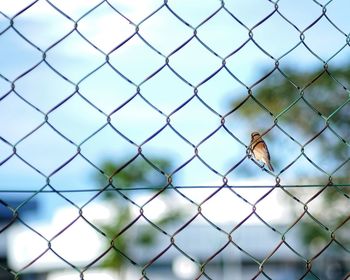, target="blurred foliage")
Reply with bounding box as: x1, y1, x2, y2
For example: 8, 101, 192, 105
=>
95, 156, 185, 273
231, 64, 350, 252
232, 64, 350, 179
